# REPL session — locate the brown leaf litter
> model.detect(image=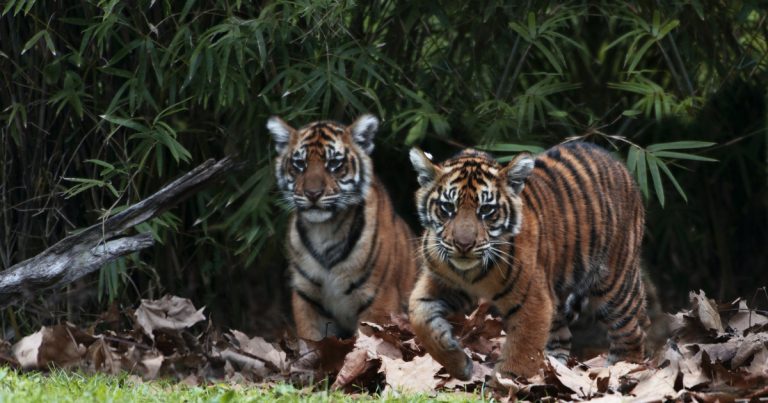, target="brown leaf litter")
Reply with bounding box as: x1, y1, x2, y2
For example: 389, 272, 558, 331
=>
5, 290, 768, 401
